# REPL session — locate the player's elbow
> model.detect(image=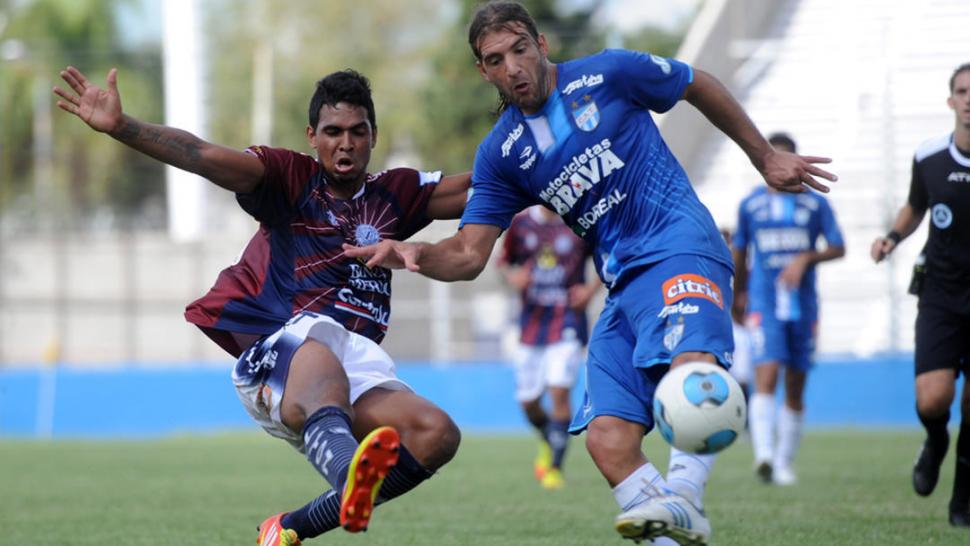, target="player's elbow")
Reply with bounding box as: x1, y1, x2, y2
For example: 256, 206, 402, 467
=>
454, 252, 488, 281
